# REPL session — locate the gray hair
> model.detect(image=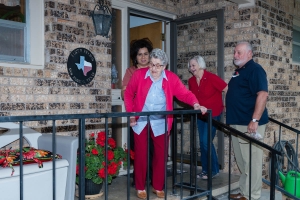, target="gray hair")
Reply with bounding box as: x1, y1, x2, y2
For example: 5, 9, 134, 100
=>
237, 41, 253, 53
188, 55, 206, 70
150, 48, 169, 66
